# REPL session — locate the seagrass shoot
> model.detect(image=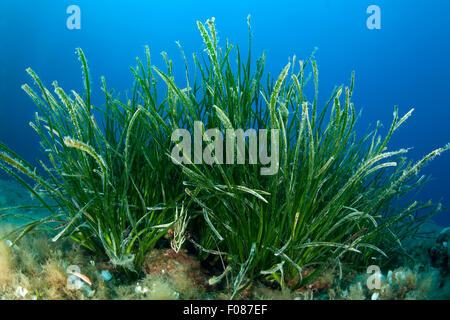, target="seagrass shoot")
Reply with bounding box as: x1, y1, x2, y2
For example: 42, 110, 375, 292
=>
0, 15, 448, 298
